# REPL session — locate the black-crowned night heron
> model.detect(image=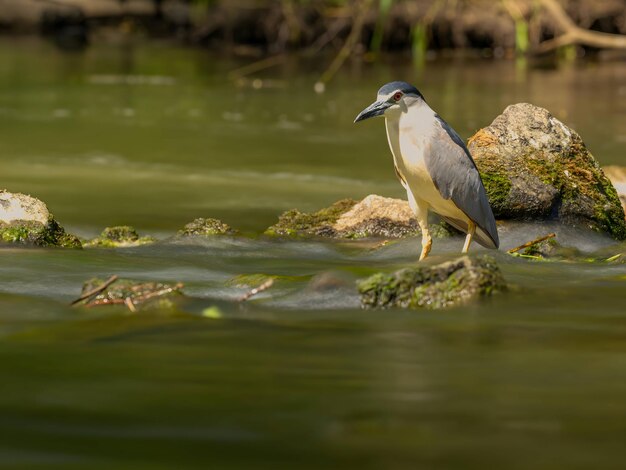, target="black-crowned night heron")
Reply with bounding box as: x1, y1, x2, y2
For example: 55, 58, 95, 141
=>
354, 81, 499, 260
